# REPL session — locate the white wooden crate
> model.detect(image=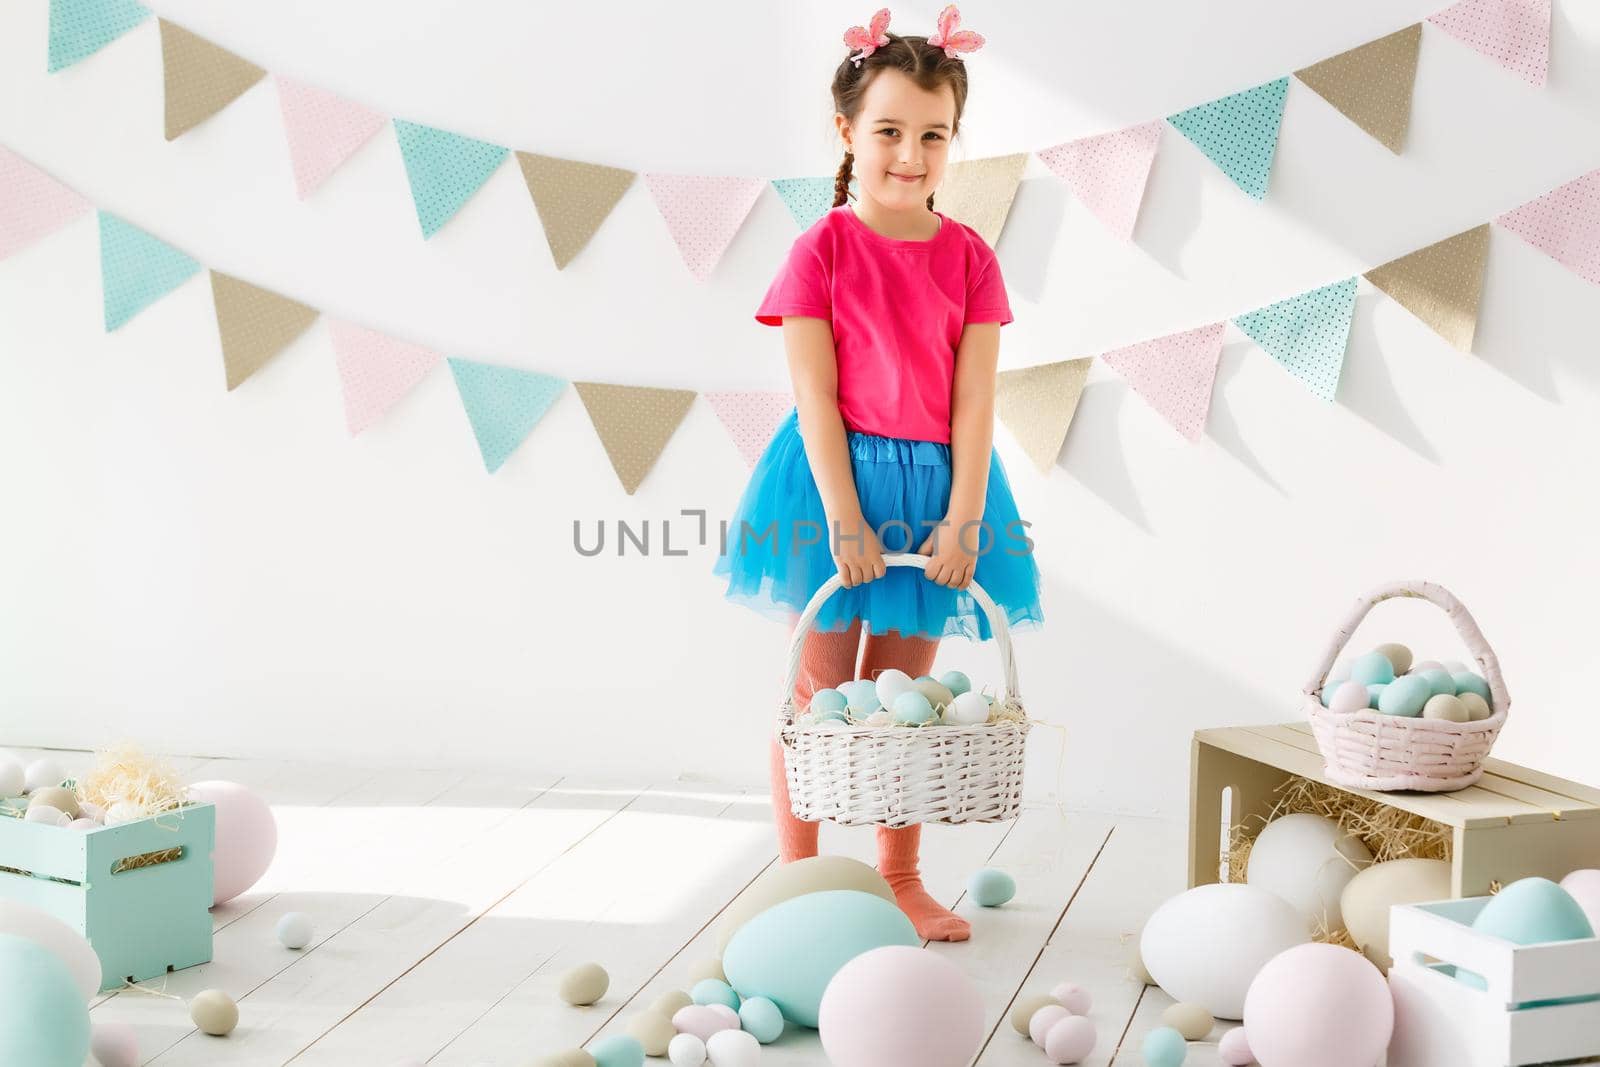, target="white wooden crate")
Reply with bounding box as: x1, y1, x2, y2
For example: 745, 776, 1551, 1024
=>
1387, 897, 1600, 1067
